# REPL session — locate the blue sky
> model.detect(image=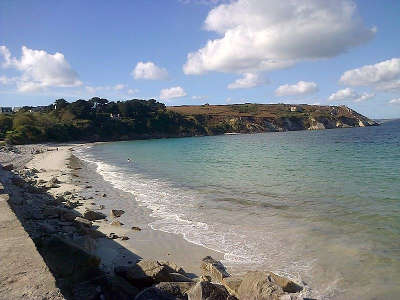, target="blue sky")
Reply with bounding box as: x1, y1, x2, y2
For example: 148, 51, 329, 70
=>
1, 0, 400, 118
